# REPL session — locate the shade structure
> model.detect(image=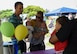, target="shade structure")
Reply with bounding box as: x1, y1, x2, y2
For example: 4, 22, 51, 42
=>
45, 7, 77, 16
